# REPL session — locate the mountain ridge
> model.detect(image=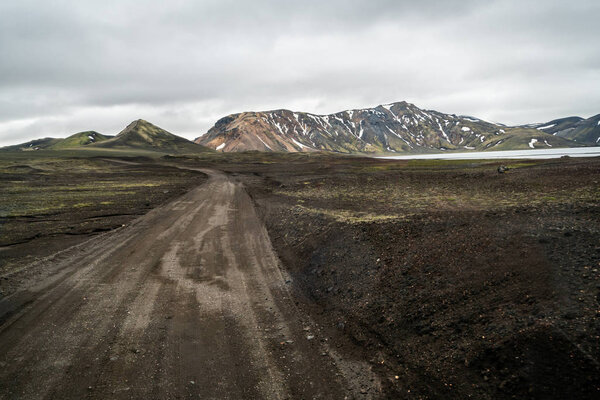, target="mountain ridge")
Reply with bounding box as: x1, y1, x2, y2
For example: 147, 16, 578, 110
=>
0, 131, 111, 151
534, 114, 600, 144
196, 102, 597, 153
